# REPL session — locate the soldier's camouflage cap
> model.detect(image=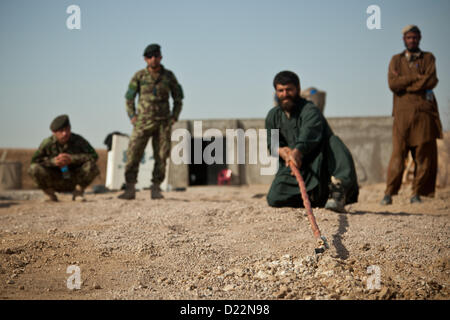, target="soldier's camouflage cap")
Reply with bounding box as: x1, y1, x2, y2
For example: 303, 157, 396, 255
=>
50, 114, 70, 132
143, 44, 161, 57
